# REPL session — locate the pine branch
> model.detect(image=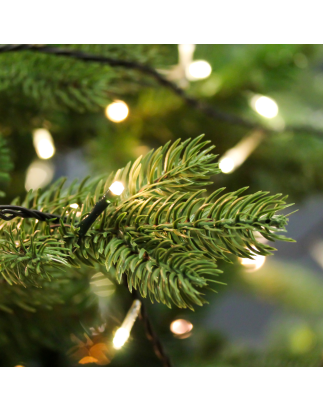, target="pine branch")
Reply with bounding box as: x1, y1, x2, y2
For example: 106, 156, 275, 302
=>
0, 136, 295, 310
0, 45, 323, 139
